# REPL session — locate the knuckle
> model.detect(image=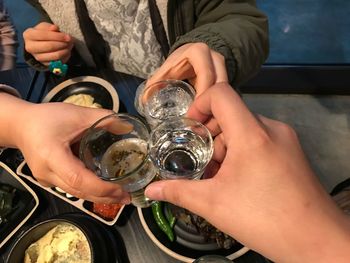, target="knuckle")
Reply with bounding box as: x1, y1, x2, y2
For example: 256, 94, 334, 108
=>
251, 126, 271, 148
213, 50, 225, 62
23, 28, 33, 39
58, 49, 71, 58
192, 42, 209, 52
48, 42, 58, 52
276, 122, 298, 140
257, 129, 271, 145
22, 30, 28, 39
24, 42, 33, 53
36, 22, 49, 29
65, 169, 83, 190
